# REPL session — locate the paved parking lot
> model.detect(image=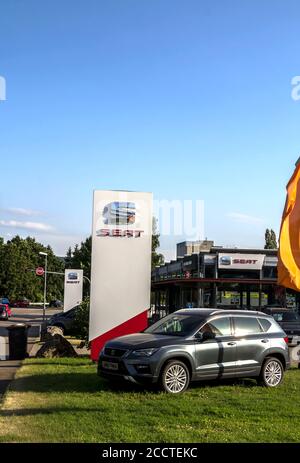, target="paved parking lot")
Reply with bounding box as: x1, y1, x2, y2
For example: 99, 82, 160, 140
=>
0, 306, 61, 338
